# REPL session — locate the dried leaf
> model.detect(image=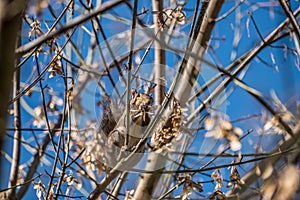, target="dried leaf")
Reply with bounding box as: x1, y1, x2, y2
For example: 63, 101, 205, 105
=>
158, 7, 186, 28
33, 181, 46, 200
211, 169, 223, 191
209, 190, 227, 200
